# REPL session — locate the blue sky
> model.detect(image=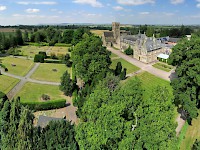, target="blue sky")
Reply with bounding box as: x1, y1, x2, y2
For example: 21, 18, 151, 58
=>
0, 0, 200, 25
